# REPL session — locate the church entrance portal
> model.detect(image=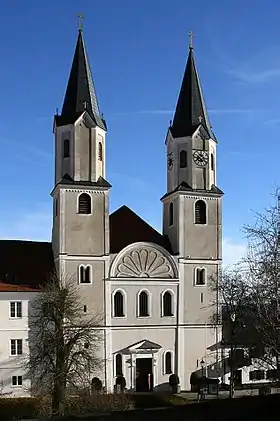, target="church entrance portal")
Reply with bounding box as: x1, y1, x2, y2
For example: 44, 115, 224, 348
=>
136, 358, 153, 392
